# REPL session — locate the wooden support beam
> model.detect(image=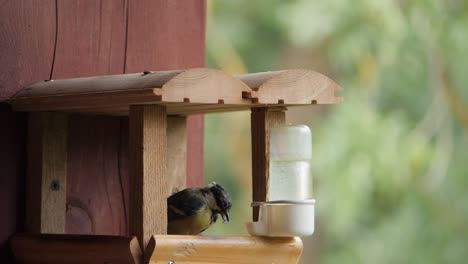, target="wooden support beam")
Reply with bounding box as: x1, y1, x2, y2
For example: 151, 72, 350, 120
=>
167, 116, 187, 193
10, 233, 142, 264
129, 105, 168, 250
26, 112, 67, 233
251, 108, 286, 221
145, 235, 303, 264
